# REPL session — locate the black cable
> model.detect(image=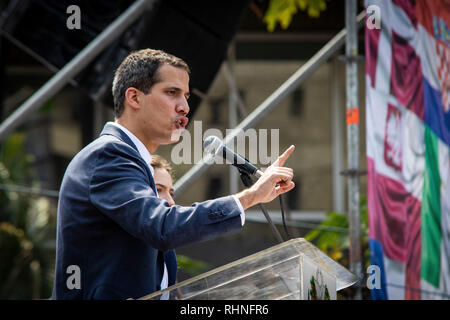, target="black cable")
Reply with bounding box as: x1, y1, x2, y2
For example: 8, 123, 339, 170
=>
237, 168, 284, 243
279, 194, 292, 240
257, 202, 284, 243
